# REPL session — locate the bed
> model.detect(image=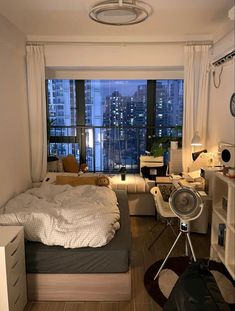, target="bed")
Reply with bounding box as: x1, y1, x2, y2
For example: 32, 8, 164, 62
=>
25, 189, 131, 301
